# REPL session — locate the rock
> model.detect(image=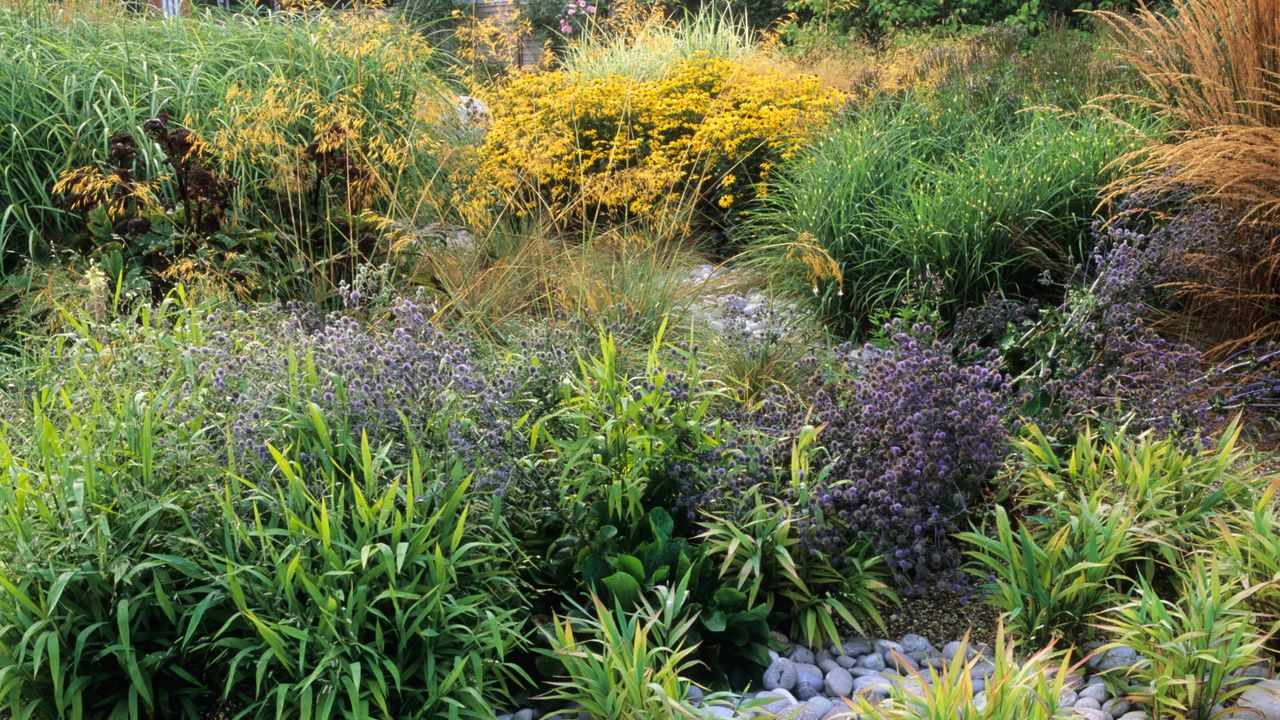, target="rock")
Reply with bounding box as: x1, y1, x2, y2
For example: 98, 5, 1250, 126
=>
843, 639, 874, 657
825, 667, 855, 698
973, 692, 987, 712
1116, 713, 1149, 720
797, 663, 824, 689
852, 673, 893, 702
1078, 683, 1110, 705
836, 655, 858, 670
1102, 698, 1131, 717
884, 650, 918, 675
969, 660, 995, 682
876, 640, 905, 658
496, 715, 512, 720
1238, 680, 1280, 720
764, 658, 798, 691
858, 653, 886, 672
818, 657, 840, 674
900, 634, 933, 654
816, 649, 835, 666
1086, 645, 1139, 673
922, 656, 948, 670
941, 641, 968, 661
971, 678, 986, 695
1064, 675, 1087, 692
702, 706, 737, 719
1075, 697, 1102, 711
1058, 689, 1078, 707
753, 689, 799, 718
1072, 710, 1111, 720
790, 647, 817, 666
795, 681, 822, 701
688, 686, 704, 705
850, 667, 880, 678
821, 704, 859, 720
512, 711, 534, 720
790, 697, 834, 720
894, 677, 927, 699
